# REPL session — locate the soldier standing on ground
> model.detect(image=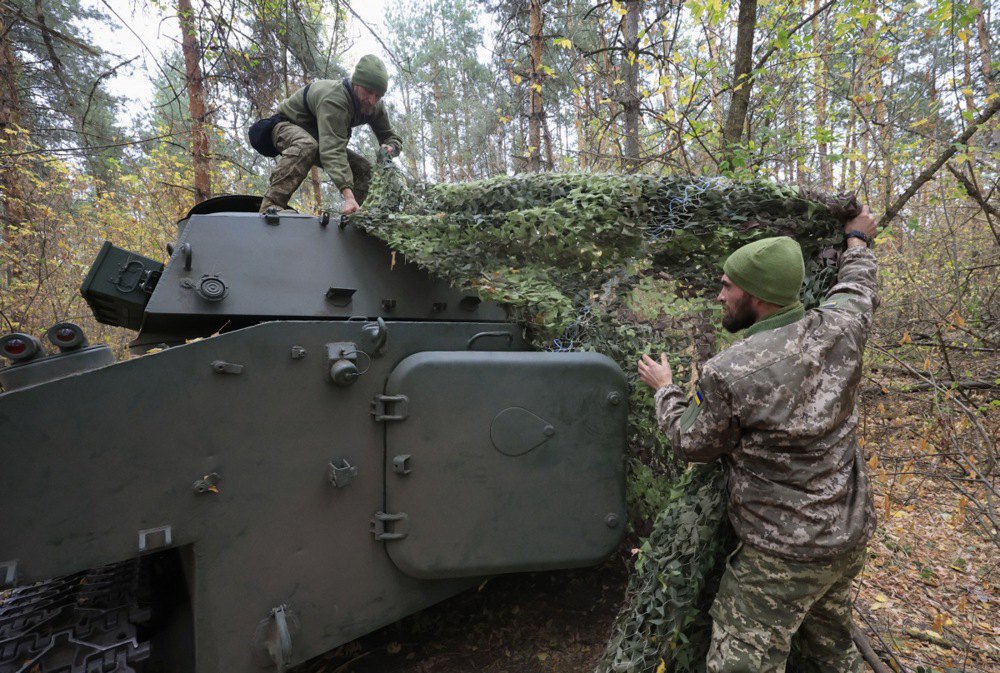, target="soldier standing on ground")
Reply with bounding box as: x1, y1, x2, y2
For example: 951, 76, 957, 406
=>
257, 55, 402, 215
637, 206, 880, 672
